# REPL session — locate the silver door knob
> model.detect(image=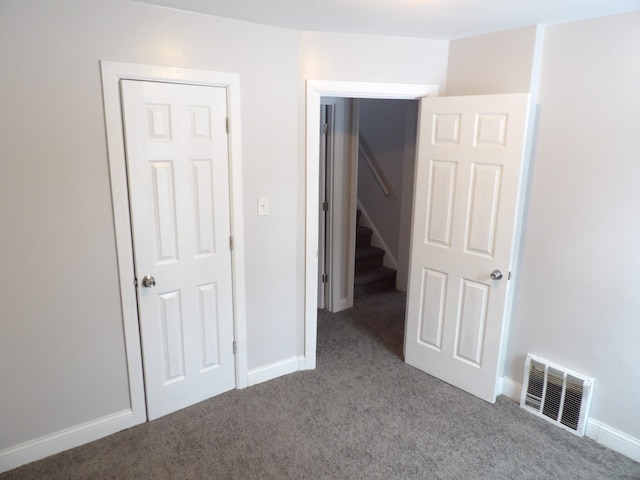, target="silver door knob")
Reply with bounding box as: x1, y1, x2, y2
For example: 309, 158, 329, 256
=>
141, 275, 156, 288
490, 270, 503, 280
